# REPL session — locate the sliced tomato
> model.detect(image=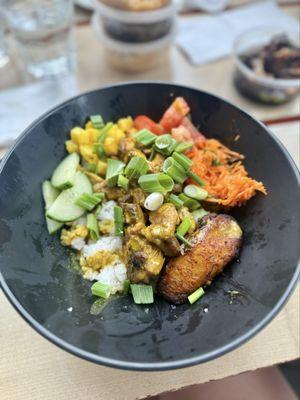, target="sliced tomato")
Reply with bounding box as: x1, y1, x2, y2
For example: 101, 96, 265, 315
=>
171, 125, 192, 142
159, 97, 190, 132
181, 117, 206, 142
134, 115, 164, 135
